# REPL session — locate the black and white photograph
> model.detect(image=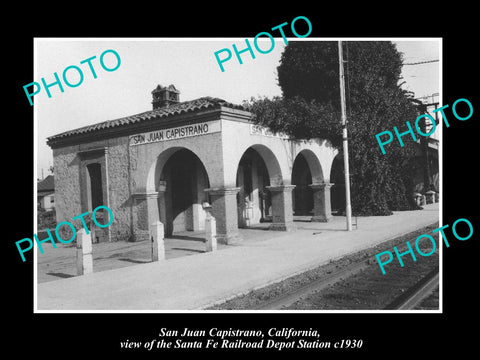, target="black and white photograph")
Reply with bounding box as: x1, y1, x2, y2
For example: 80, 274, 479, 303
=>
33, 38, 442, 313
8, 8, 478, 357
